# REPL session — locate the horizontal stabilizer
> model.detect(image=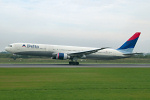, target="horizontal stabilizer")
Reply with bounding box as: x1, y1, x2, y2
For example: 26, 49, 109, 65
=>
123, 53, 143, 56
